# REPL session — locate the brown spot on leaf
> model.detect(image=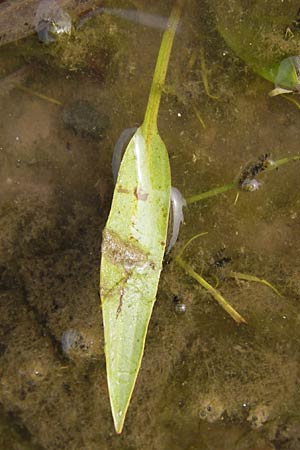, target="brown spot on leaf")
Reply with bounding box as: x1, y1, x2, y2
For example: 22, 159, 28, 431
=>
116, 288, 124, 318
134, 187, 149, 201
117, 186, 130, 194
102, 229, 148, 267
